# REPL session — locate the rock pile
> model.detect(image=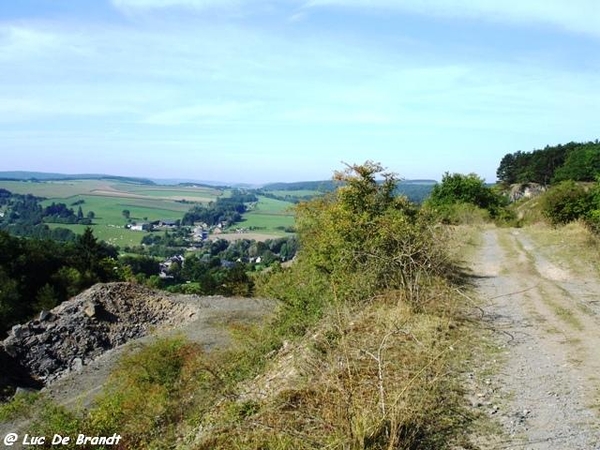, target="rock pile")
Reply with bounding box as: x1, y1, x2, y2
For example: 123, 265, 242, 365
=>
1, 283, 197, 385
